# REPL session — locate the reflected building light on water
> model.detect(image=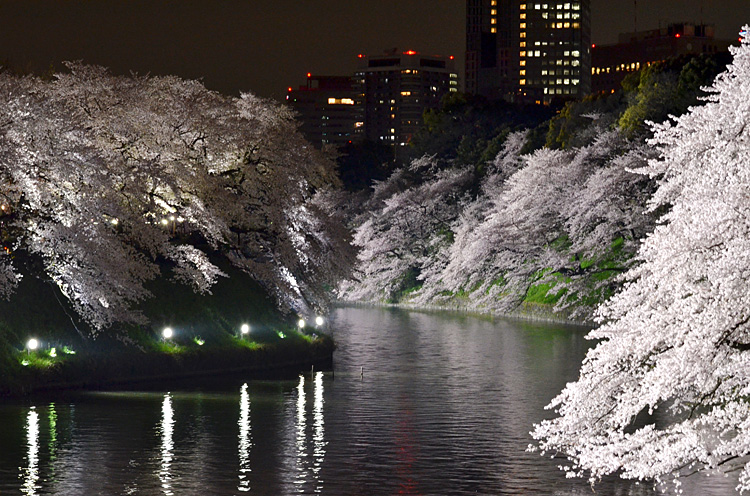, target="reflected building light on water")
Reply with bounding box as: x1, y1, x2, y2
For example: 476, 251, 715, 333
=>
238, 383, 252, 493
159, 394, 175, 496
48, 403, 58, 462
22, 406, 40, 496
